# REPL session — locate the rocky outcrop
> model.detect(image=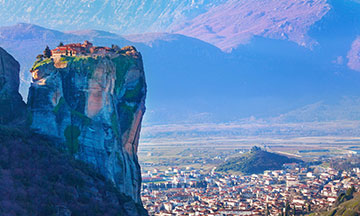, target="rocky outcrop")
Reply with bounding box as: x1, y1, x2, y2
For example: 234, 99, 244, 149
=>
27, 46, 146, 204
0, 47, 26, 124
0, 126, 147, 216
